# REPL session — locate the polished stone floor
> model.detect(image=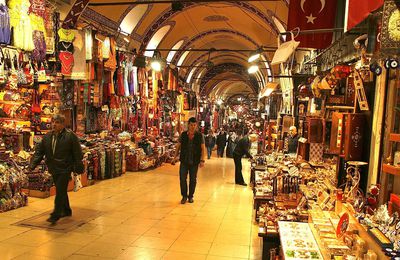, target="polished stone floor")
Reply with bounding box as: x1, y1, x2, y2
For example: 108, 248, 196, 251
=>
0, 155, 262, 259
